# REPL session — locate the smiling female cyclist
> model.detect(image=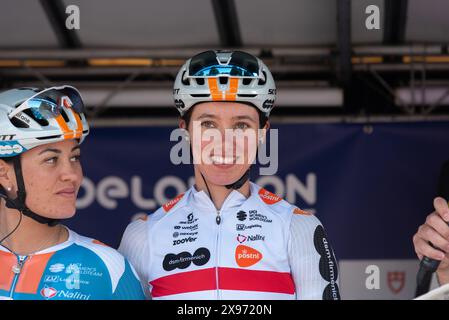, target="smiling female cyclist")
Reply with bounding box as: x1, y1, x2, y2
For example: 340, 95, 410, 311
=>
0, 86, 144, 300
119, 50, 340, 300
